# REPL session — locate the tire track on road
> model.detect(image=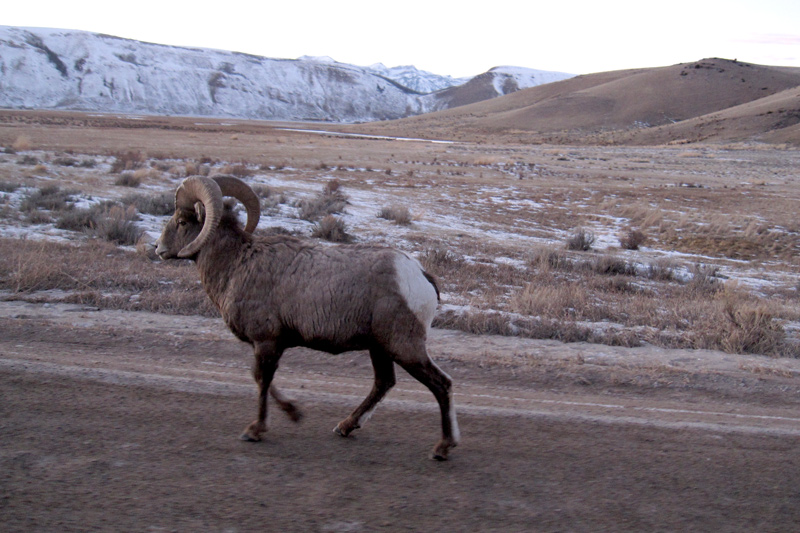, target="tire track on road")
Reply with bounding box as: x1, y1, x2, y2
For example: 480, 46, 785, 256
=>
4, 356, 800, 438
